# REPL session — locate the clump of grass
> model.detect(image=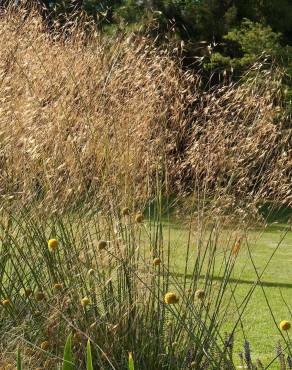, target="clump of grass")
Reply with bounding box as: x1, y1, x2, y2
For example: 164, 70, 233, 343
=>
0, 197, 290, 369
0, 6, 290, 213
0, 202, 247, 368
